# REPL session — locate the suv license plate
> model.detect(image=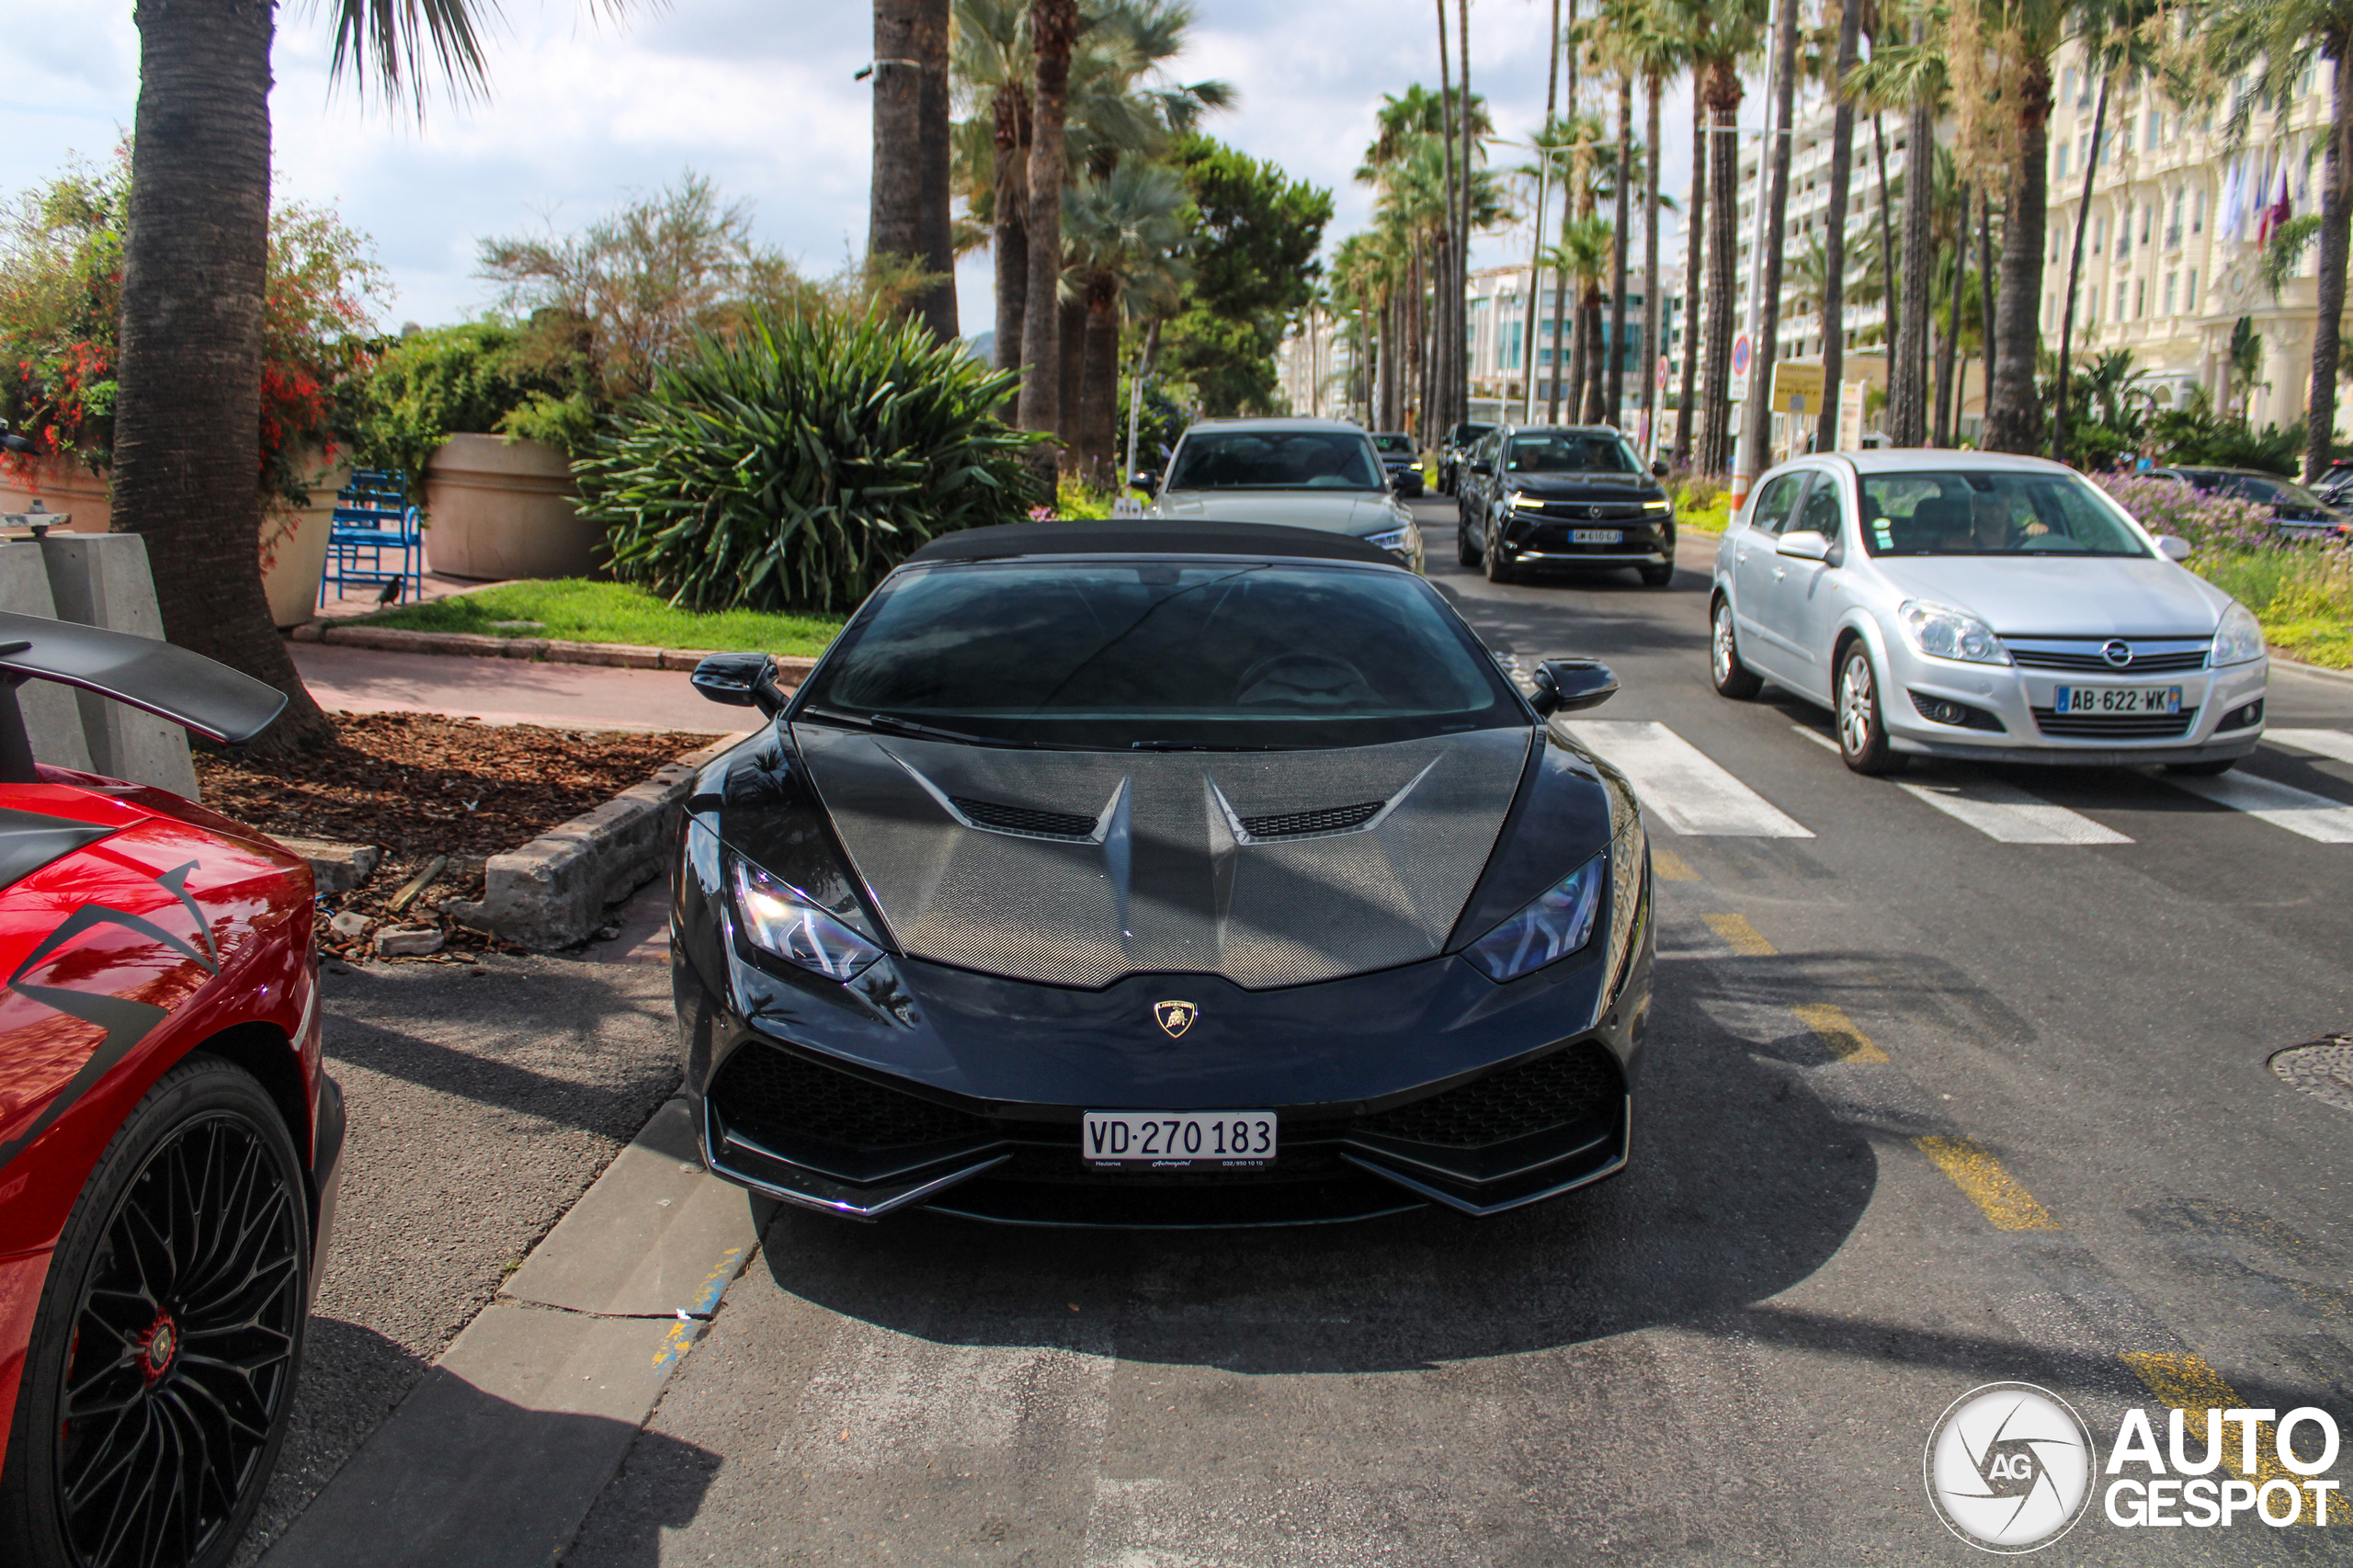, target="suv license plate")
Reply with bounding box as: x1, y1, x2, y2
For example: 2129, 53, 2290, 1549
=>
1571, 528, 1623, 544
1083, 1111, 1275, 1168
2052, 684, 2183, 715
